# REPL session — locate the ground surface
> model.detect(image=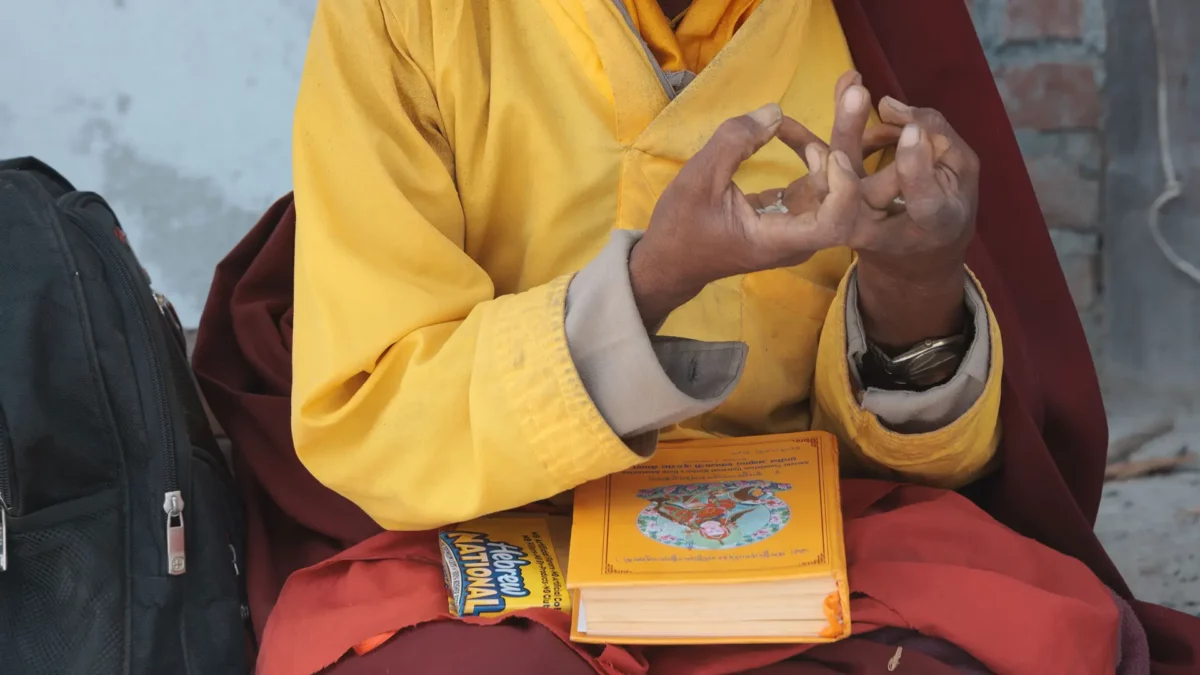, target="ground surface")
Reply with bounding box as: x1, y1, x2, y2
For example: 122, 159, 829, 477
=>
1099, 393, 1200, 617
1097, 473, 1200, 616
